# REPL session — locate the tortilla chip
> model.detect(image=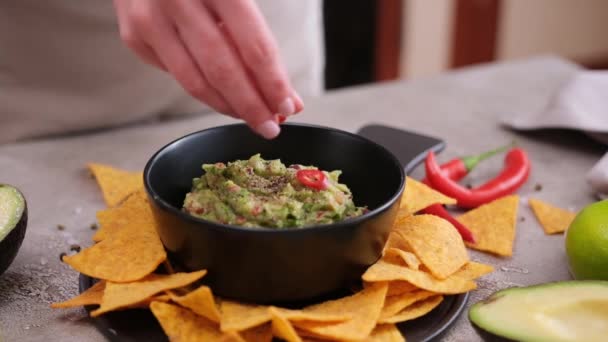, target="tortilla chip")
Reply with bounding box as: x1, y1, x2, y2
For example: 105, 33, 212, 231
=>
91, 270, 206, 317
93, 195, 148, 242
362, 260, 476, 294
457, 195, 519, 257
50, 280, 106, 308
150, 301, 230, 341
382, 248, 421, 270
454, 261, 494, 280
292, 282, 388, 341
220, 301, 272, 332
279, 309, 350, 323
269, 307, 302, 342
379, 290, 437, 321
379, 295, 443, 324
397, 177, 456, 219
239, 323, 273, 342
63, 220, 166, 282
169, 285, 221, 323
126, 293, 171, 309
87, 163, 144, 207
529, 198, 577, 234
386, 282, 418, 296
392, 214, 469, 279
93, 190, 155, 242
218, 301, 350, 333
384, 231, 411, 252
218, 332, 247, 342
368, 324, 406, 342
